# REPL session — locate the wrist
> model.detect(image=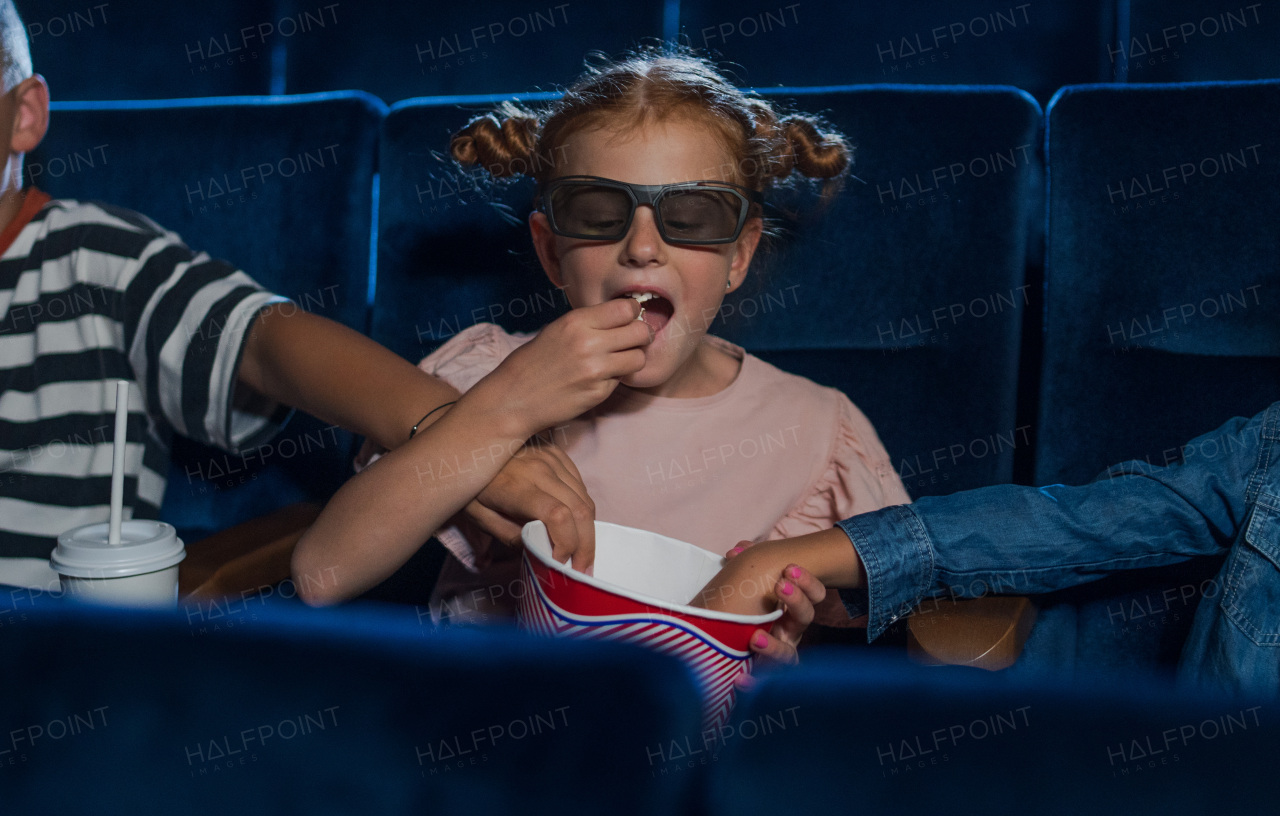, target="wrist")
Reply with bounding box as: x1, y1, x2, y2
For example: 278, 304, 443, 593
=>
408, 401, 456, 440
718, 540, 794, 606
462, 375, 543, 442
803, 527, 865, 588
752, 529, 863, 589
398, 374, 462, 444
452, 382, 539, 445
